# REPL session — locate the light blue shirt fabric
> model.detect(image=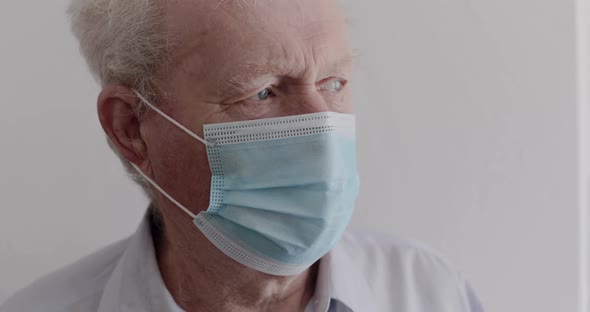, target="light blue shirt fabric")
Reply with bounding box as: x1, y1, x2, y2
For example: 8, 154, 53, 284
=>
1, 212, 484, 312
